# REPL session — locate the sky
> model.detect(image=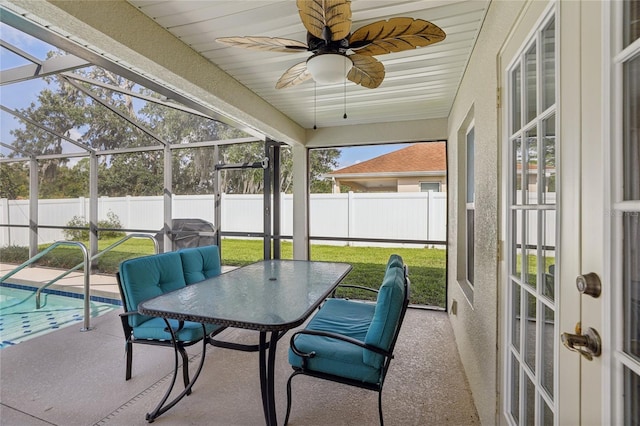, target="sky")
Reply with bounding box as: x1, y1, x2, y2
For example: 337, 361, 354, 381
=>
0, 22, 407, 168
333, 144, 408, 168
